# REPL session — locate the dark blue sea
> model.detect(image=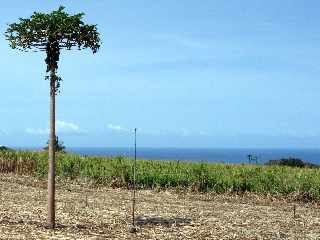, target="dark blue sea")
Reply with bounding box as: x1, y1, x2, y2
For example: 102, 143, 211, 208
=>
17, 147, 320, 164
60, 147, 320, 165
